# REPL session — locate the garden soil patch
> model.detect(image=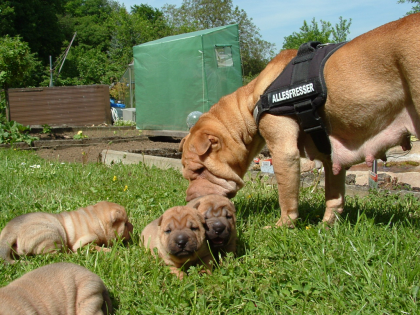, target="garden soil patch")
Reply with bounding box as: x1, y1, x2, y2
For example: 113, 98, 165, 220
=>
18, 127, 181, 164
